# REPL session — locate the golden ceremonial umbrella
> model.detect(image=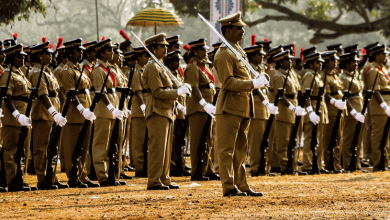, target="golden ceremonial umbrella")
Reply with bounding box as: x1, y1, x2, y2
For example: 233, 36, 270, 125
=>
126, 7, 184, 35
